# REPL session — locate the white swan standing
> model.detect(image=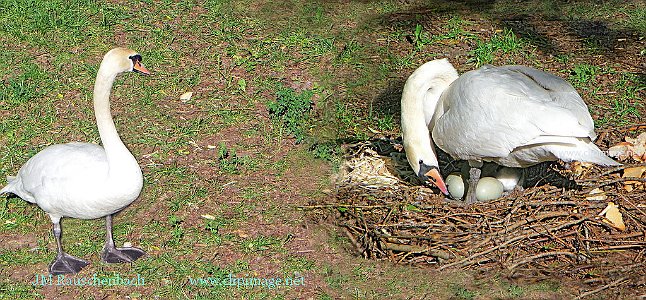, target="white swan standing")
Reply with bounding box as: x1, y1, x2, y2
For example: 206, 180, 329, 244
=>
0, 48, 151, 274
401, 59, 620, 203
